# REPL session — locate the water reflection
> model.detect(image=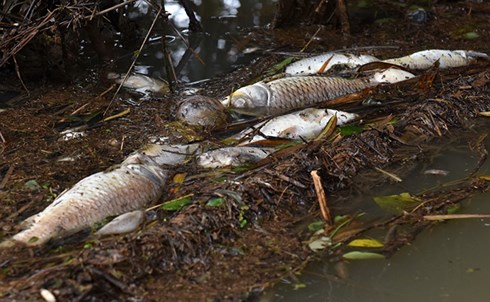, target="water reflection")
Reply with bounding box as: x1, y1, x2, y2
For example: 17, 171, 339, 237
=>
115, 0, 277, 83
